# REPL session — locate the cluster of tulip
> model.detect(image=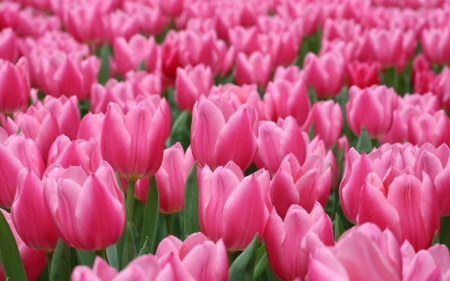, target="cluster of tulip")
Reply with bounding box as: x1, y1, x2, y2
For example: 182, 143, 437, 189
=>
2, 0, 450, 280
